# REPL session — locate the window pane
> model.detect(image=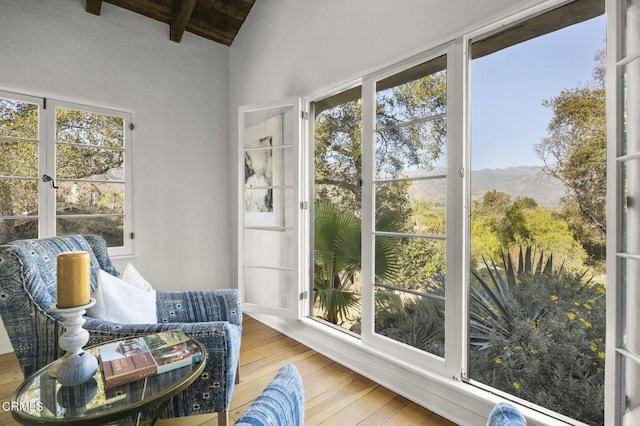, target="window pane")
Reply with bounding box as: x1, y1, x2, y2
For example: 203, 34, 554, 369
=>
56, 216, 124, 246
619, 257, 640, 353
374, 118, 446, 179
373, 55, 447, 358
243, 228, 294, 268
469, 9, 605, 424
375, 179, 446, 235
55, 107, 124, 149
0, 219, 38, 245
375, 286, 445, 357
243, 267, 295, 309
621, 57, 640, 157
0, 96, 40, 245
54, 106, 128, 250
374, 235, 445, 358
0, 178, 38, 216
313, 89, 362, 332
0, 139, 38, 177
0, 98, 38, 139
621, 354, 640, 425
56, 145, 124, 181
622, 0, 640, 59
56, 182, 124, 215
376, 57, 446, 128
376, 235, 445, 293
